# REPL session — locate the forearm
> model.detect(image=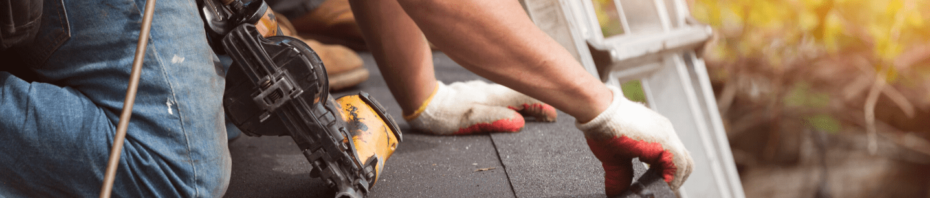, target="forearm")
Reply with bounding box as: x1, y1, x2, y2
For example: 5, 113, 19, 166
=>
394, 0, 611, 122
348, 0, 437, 116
